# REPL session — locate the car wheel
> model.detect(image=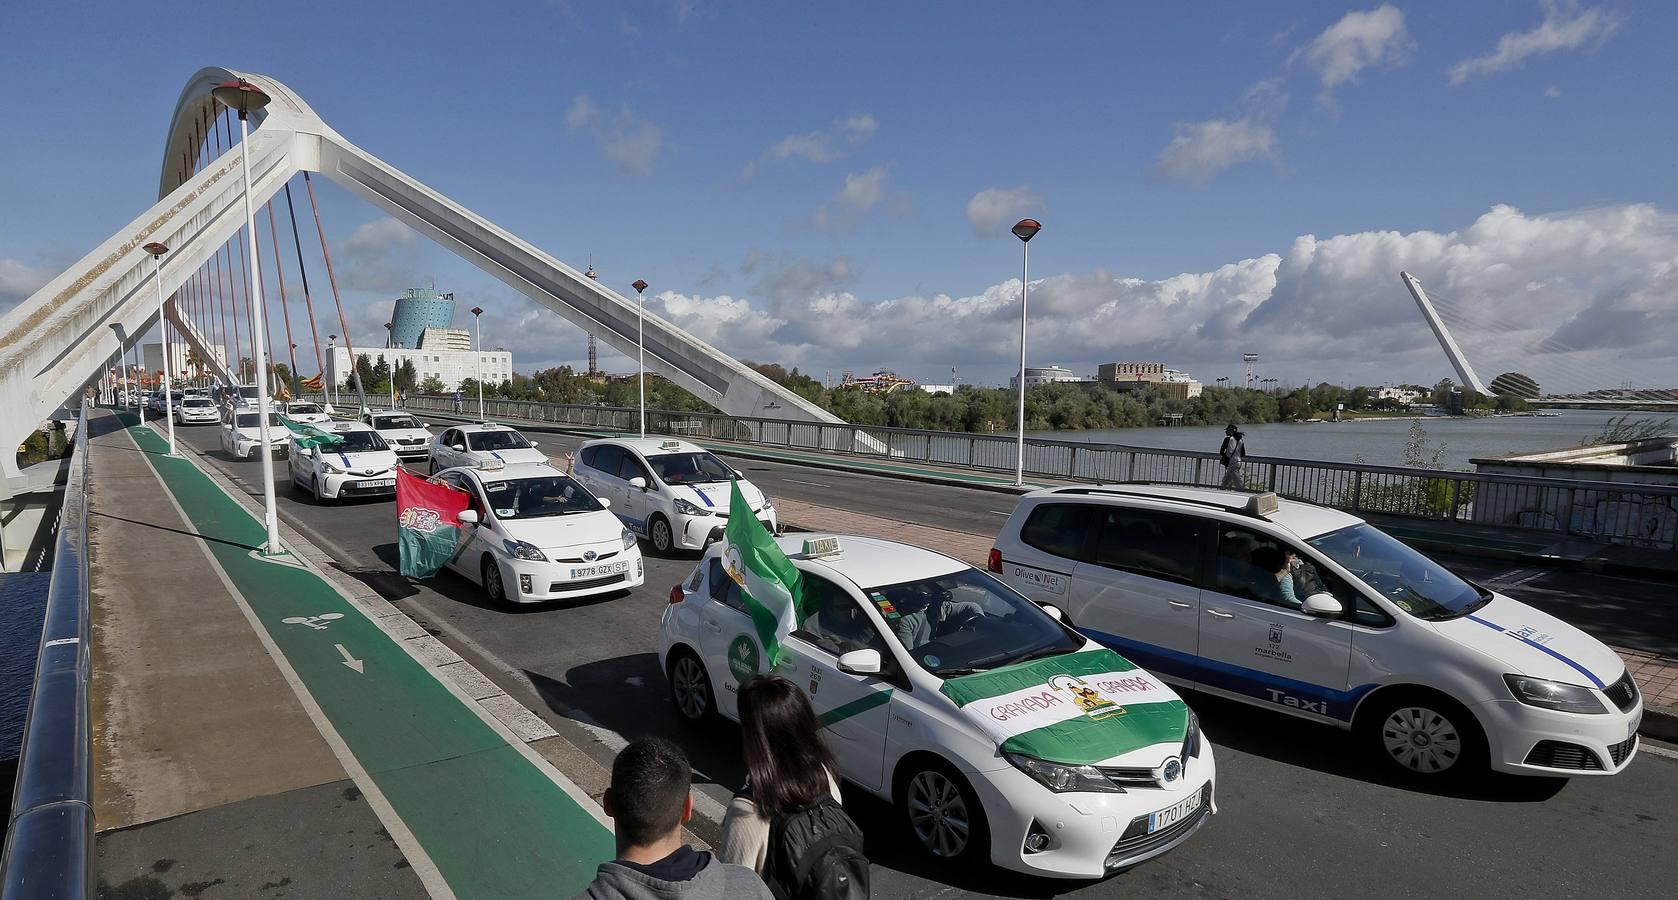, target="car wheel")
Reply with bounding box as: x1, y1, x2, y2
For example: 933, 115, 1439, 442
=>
666, 649, 715, 724
899, 758, 989, 866
649, 515, 675, 556
1362, 690, 1485, 779
311, 475, 326, 505
482, 555, 509, 606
